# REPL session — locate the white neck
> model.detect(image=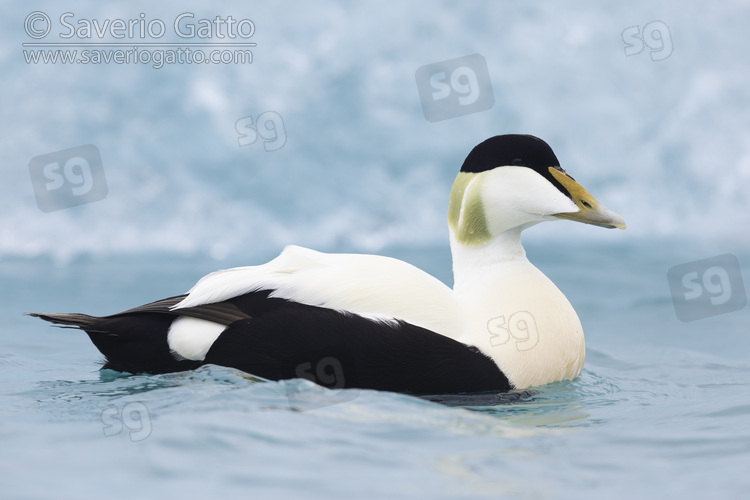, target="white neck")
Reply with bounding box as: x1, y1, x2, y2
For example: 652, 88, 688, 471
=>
450, 225, 534, 293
